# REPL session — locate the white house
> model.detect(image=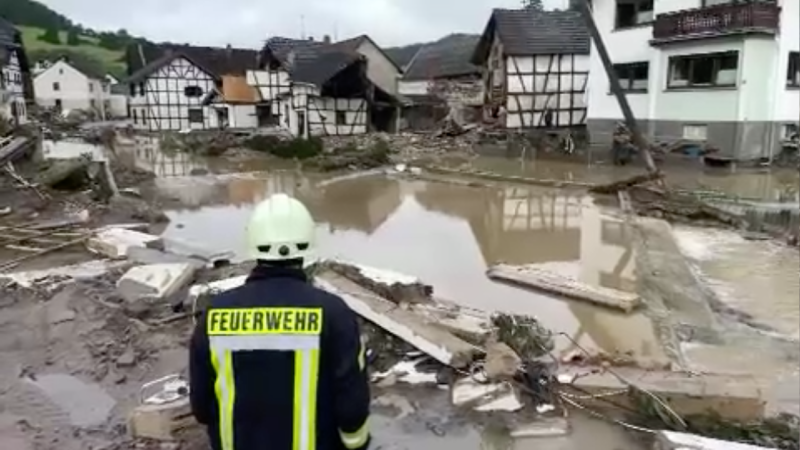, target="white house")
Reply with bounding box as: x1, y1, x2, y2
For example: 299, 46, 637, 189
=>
33, 59, 122, 118
472, 9, 591, 129
246, 39, 372, 138
124, 44, 260, 132
586, 0, 799, 161
0, 19, 30, 126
